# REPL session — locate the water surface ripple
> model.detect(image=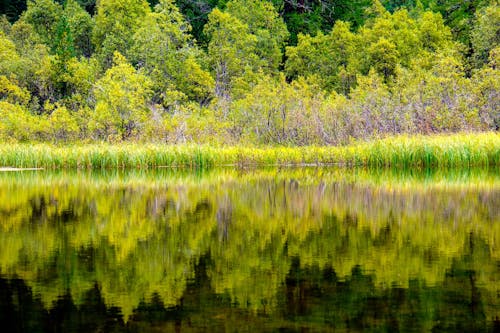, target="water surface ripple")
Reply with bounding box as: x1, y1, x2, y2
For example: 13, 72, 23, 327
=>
0, 167, 499, 332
